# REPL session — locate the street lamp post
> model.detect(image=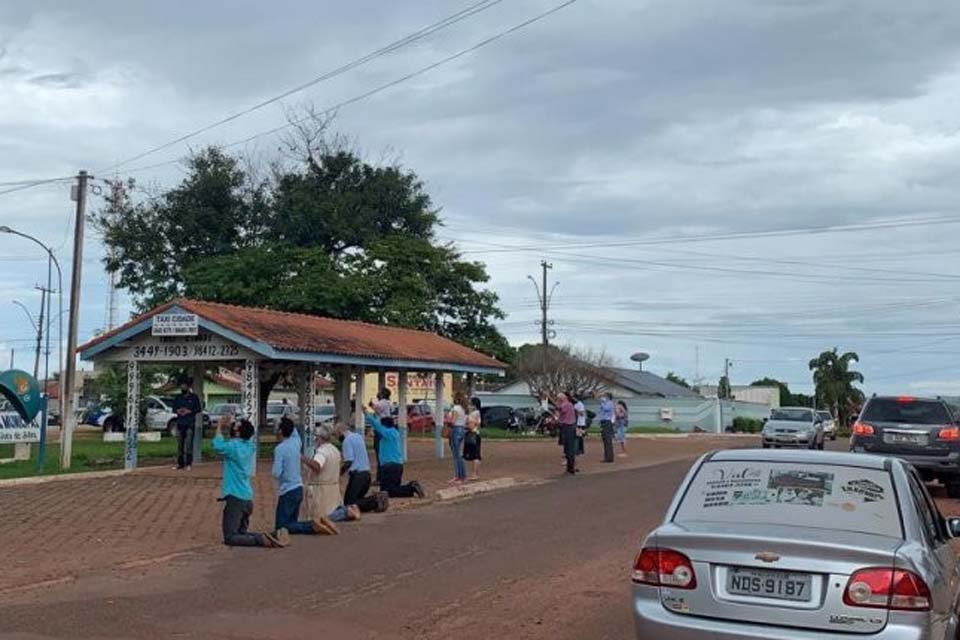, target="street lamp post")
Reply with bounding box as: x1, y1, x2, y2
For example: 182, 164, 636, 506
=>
0, 225, 64, 471
11, 299, 40, 378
